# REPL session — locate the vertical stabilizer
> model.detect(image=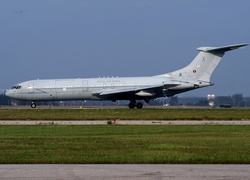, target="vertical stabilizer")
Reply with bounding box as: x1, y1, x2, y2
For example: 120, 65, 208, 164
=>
157, 43, 248, 82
